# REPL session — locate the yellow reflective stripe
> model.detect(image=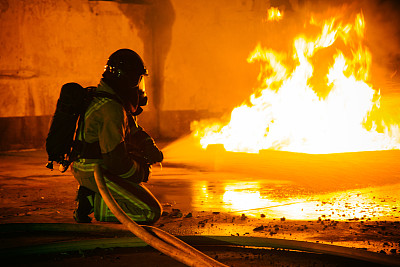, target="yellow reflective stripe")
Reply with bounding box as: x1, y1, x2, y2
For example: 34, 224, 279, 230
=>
85, 98, 112, 120
106, 180, 149, 211
88, 195, 94, 207
72, 162, 96, 172
77, 158, 101, 164
124, 213, 146, 221
100, 196, 104, 220
119, 161, 138, 179
98, 187, 147, 221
